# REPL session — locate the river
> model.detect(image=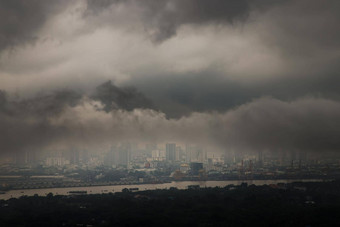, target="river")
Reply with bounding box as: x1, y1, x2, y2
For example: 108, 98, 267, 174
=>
0, 179, 325, 200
